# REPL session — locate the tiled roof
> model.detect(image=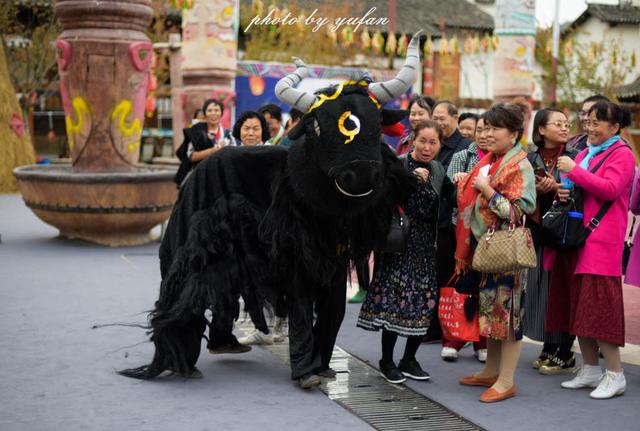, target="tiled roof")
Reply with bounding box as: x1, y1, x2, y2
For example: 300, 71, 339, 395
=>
587, 3, 640, 24
615, 78, 640, 101
240, 0, 494, 36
